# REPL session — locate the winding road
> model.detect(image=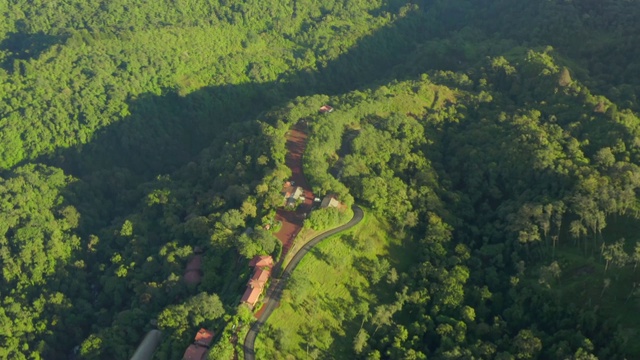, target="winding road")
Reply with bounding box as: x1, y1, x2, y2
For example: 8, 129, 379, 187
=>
243, 205, 364, 360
